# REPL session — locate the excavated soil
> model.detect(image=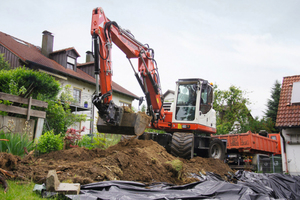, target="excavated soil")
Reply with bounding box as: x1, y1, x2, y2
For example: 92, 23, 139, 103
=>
0, 139, 233, 185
